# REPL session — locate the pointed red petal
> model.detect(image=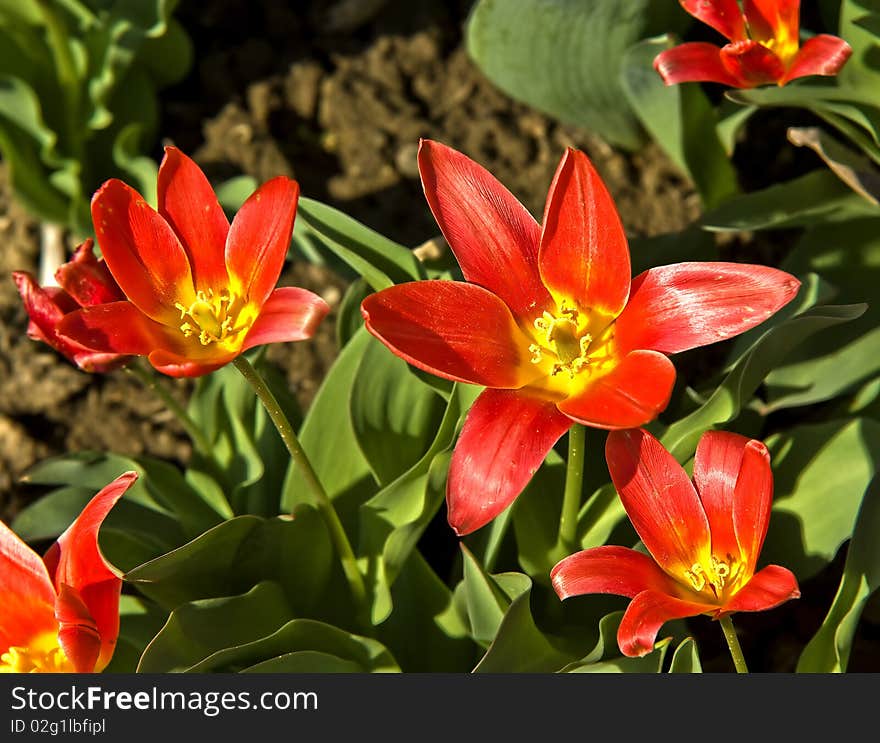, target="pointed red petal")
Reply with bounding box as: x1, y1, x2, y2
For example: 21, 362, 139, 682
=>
54, 239, 124, 306
720, 39, 786, 86
361, 281, 540, 388
723, 564, 800, 613
781, 35, 853, 84
43, 472, 136, 671
539, 148, 630, 318
682, 0, 746, 40
557, 350, 676, 429
225, 176, 299, 308
614, 262, 800, 355
551, 545, 680, 600
418, 139, 549, 319
732, 439, 775, 577
446, 389, 572, 536
58, 301, 188, 357
693, 431, 751, 563
605, 428, 710, 578
54, 583, 102, 672
157, 147, 230, 290
618, 589, 715, 657
0, 519, 57, 650
242, 287, 330, 351
653, 42, 744, 86
743, 0, 799, 44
